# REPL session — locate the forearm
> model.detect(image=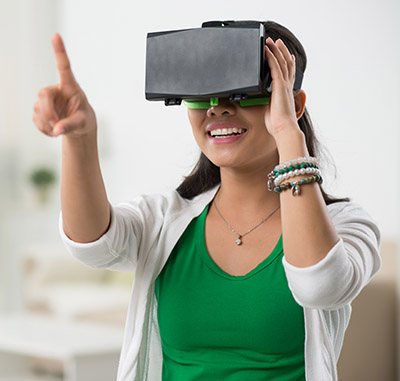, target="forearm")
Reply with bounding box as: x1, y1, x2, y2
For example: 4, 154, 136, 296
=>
61, 129, 110, 243
275, 127, 339, 268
